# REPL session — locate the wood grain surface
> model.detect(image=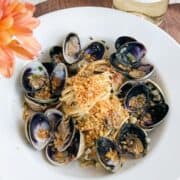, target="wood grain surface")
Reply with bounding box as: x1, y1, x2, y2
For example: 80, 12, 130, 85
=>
35, 0, 180, 43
